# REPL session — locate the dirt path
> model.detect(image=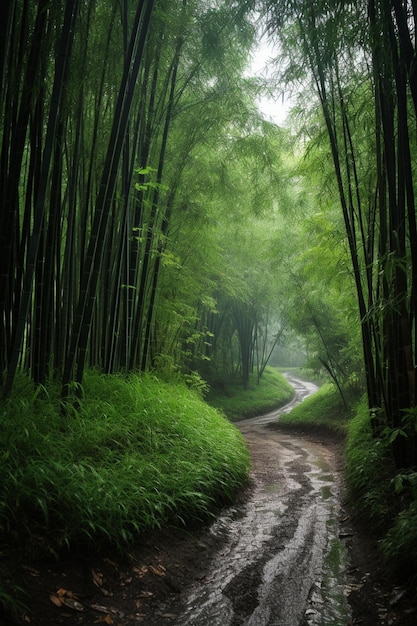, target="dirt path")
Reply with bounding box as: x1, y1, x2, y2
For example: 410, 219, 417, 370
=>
177, 390, 349, 625
12, 376, 416, 625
